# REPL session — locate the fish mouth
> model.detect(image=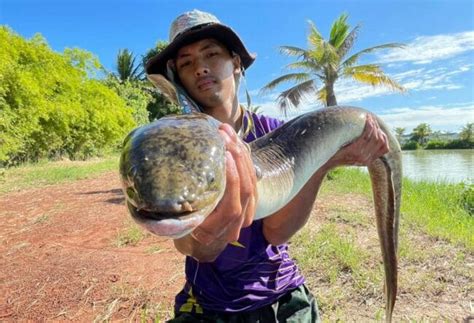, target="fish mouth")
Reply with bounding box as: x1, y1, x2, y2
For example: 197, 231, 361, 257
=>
126, 201, 208, 239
